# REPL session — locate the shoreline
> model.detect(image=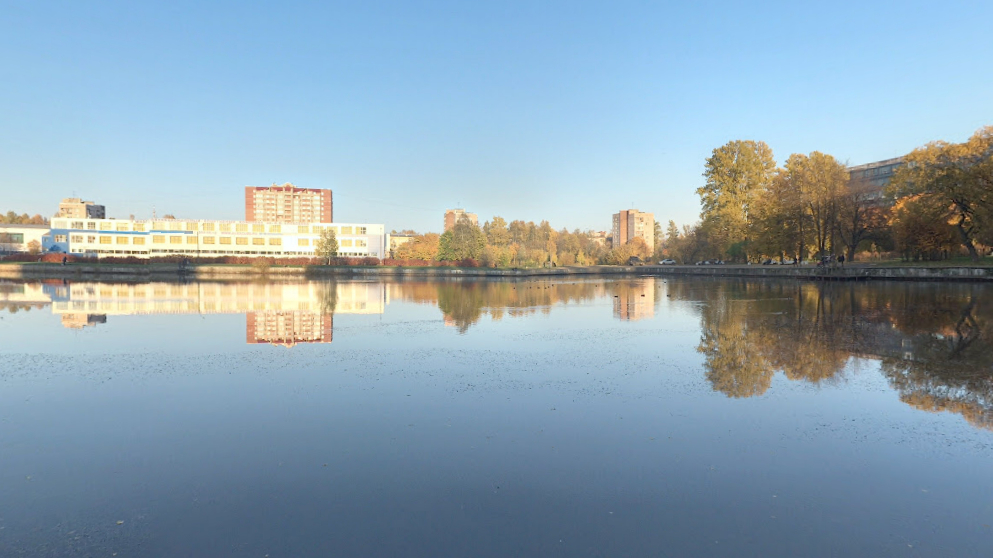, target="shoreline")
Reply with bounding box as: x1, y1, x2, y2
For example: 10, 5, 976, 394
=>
2, 262, 993, 282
